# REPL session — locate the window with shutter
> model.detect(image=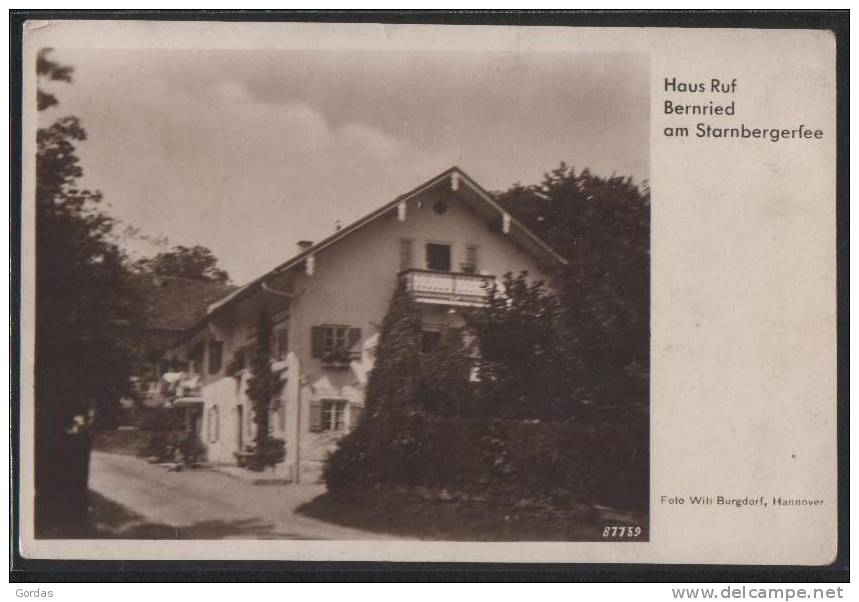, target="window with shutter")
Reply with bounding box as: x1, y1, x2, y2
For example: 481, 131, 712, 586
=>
309, 400, 324, 433
399, 238, 414, 271
463, 244, 479, 273
272, 328, 288, 361
190, 341, 204, 372
311, 399, 348, 432
208, 340, 223, 374
277, 398, 286, 432
315, 325, 358, 366
207, 406, 219, 443
321, 400, 347, 432
270, 403, 284, 434
311, 326, 325, 358
426, 243, 452, 271
348, 327, 362, 352
349, 405, 364, 430
324, 327, 348, 352
234, 346, 246, 371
